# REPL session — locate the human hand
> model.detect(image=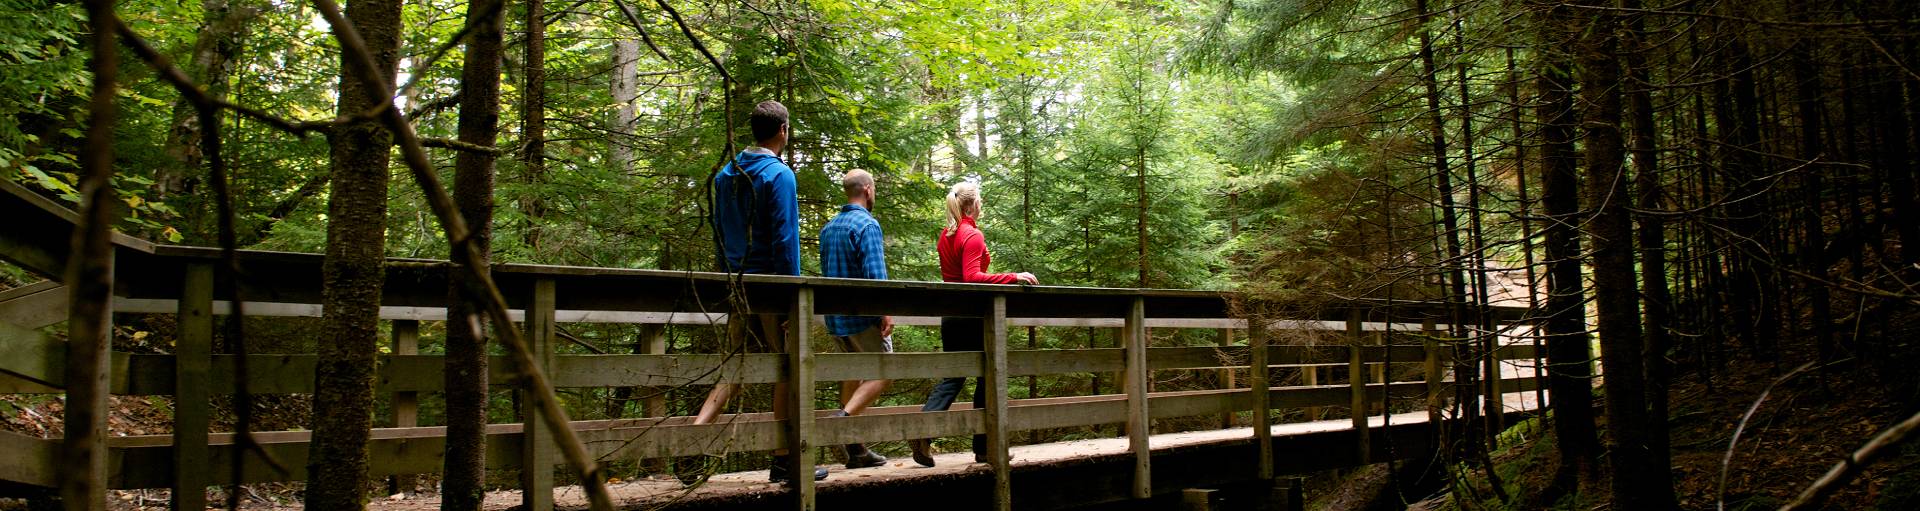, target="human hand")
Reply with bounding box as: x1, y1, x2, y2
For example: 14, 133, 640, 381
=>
1015, 272, 1038, 285
881, 316, 895, 338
